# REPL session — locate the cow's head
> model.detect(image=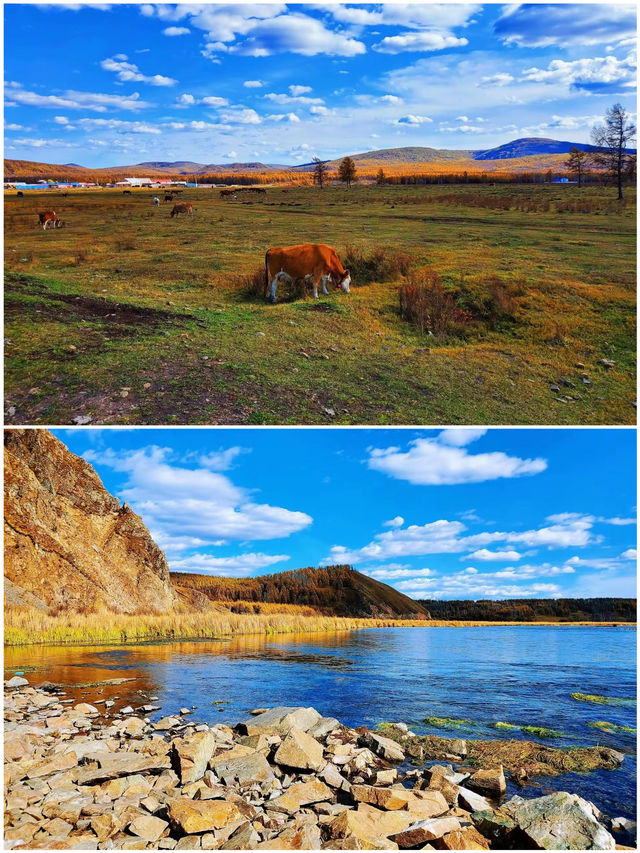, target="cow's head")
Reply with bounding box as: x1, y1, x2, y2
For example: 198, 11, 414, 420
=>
55, 219, 64, 229
337, 269, 351, 293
